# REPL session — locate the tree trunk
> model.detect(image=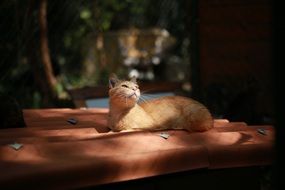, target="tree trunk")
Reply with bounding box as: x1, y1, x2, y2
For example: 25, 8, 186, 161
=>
26, 0, 48, 107
38, 0, 58, 101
